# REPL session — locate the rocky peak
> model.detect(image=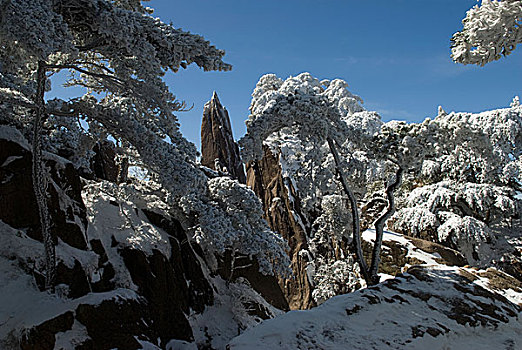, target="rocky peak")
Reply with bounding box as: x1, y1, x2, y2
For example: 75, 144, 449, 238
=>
246, 146, 316, 310
201, 92, 246, 183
